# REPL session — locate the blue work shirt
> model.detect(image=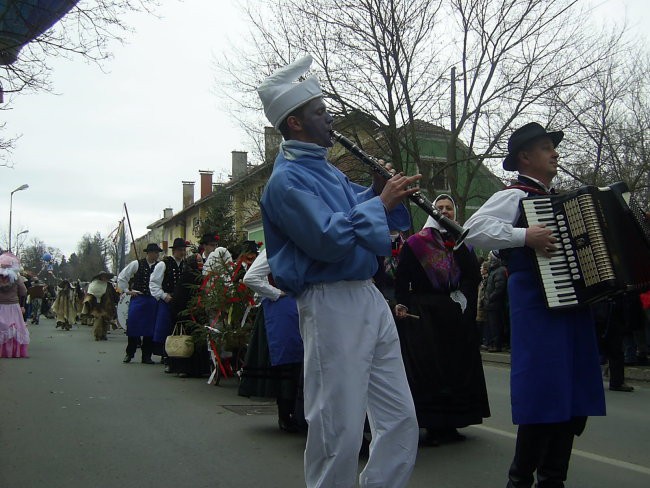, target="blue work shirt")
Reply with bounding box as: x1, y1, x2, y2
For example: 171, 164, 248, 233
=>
261, 140, 411, 296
